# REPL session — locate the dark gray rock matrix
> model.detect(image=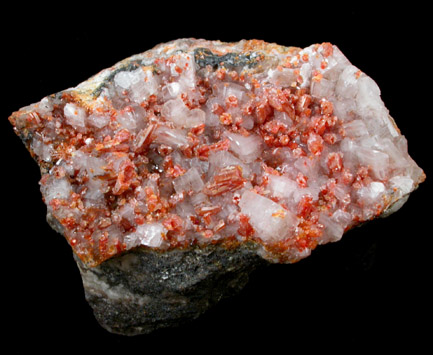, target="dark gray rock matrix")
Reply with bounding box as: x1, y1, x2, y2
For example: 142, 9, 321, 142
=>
75, 244, 265, 335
